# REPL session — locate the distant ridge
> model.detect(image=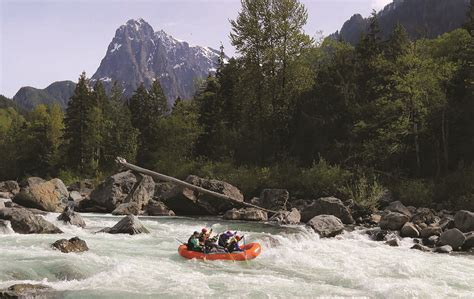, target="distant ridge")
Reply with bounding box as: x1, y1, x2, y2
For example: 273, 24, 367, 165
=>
332, 0, 470, 45
13, 81, 76, 111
